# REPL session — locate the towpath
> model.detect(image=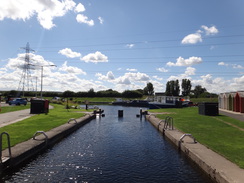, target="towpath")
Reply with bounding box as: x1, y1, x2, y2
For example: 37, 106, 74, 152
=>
0, 103, 53, 128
